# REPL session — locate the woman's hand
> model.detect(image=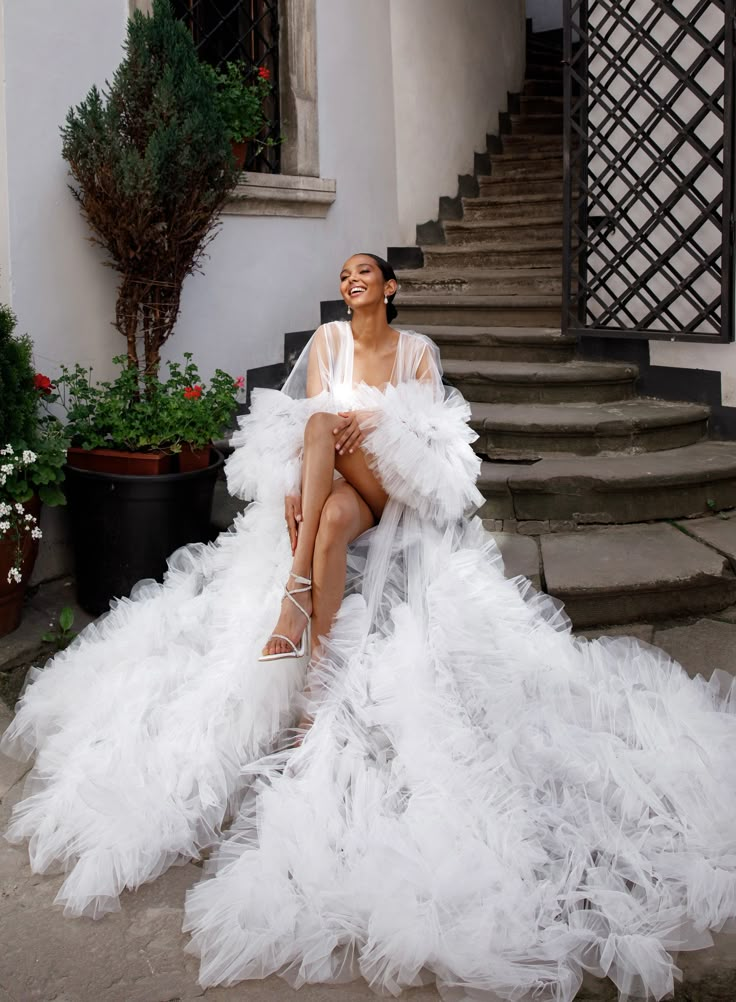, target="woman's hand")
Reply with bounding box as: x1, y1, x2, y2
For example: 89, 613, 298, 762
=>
334, 410, 374, 456
284, 494, 302, 554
